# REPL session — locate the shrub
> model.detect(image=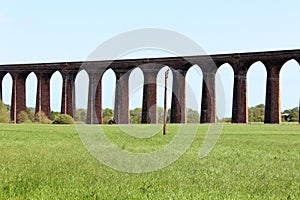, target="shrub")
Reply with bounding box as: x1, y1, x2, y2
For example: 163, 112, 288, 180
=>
17, 110, 29, 123
24, 119, 32, 124
0, 100, 10, 123
26, 107, 35, 122
52, 114, 74, 124
103, 116, 113, 124
35, 111, 51, 124
50, 111, 60, 121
